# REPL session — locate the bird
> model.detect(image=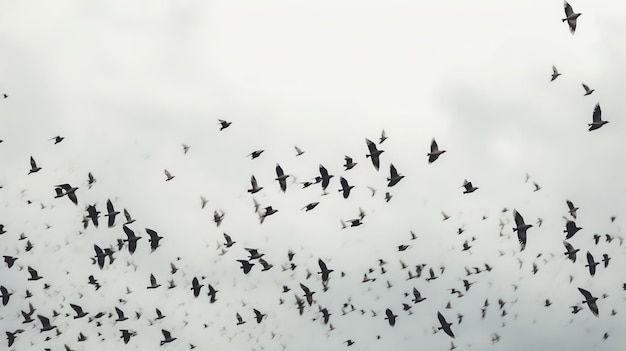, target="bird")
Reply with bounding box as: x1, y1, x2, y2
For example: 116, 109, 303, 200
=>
123, 209, 136, 225
566, 200, 578, 219
50, 136, 64, 144
513, 210, 533, 251
87, 172, 96, 188
588, 103, 609, 131
105, 199, 120, 227
3, 255, 17, 268
27, 266, 43, 281
182, 144, 190, 154
122, 225, 142, 254
28, 156, 42, 174
318, 259, 333, 282
218, 119, 231, 130
582, 83, 595, 96
532, 182, 541, 192
93, 245, 107, 269
317, 165, 334, 190
191, 277, 203, 297
236, 312, 246, 325
146, 228, 163, 252
164, 169, 175, 181
338, 177, 354, 199
562, 1, 581, 35
207, 284, 218, 303
237, 260, 254, 274
551, 65, 561, 81
365, 138, 384, 170
54, 184, 79, 205
160, 329, 177, 345
437, 312, 455, 338
200, 196, 208, 209
563, 241, 579, 262
37, 315, 56, 332
602, 254, 611, 268
258, 258, 273, 271
343, 156, 357, 170
461, 179, 478, 194
247, 150, 264, 159
120, 329, 135, 344
428, 138, 446, 163
147, 274, 161, 289
564, 220, 582, 239
385, 308, 397, 326
294, 146, 305, 156
114, 307, 128, 322
412, 288, 426, 303
0, 286, 12, 306
585, 252, 599, 277
223, 233, 236, 248
302, 202, 320, 211
578, 288, 599, 317
387, 163, 404, 187
253, 309, 266, 323
213, 210, 225, 227
275, 164, 289, 192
